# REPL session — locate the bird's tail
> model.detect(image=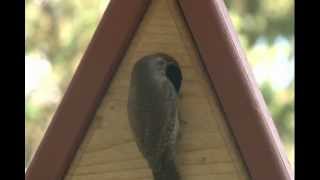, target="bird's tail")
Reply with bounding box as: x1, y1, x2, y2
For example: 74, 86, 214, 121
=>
152, 151, 180, 180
